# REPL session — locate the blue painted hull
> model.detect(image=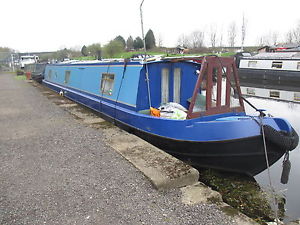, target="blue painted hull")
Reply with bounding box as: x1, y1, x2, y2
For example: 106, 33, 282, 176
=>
43, 79, 295, 176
